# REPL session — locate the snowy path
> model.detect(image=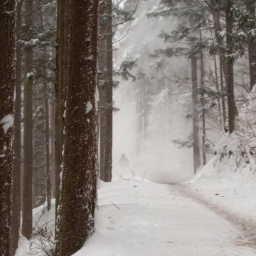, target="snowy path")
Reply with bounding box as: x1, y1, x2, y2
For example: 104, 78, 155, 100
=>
176, 184, 256, 251
74, 180, 256, 256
